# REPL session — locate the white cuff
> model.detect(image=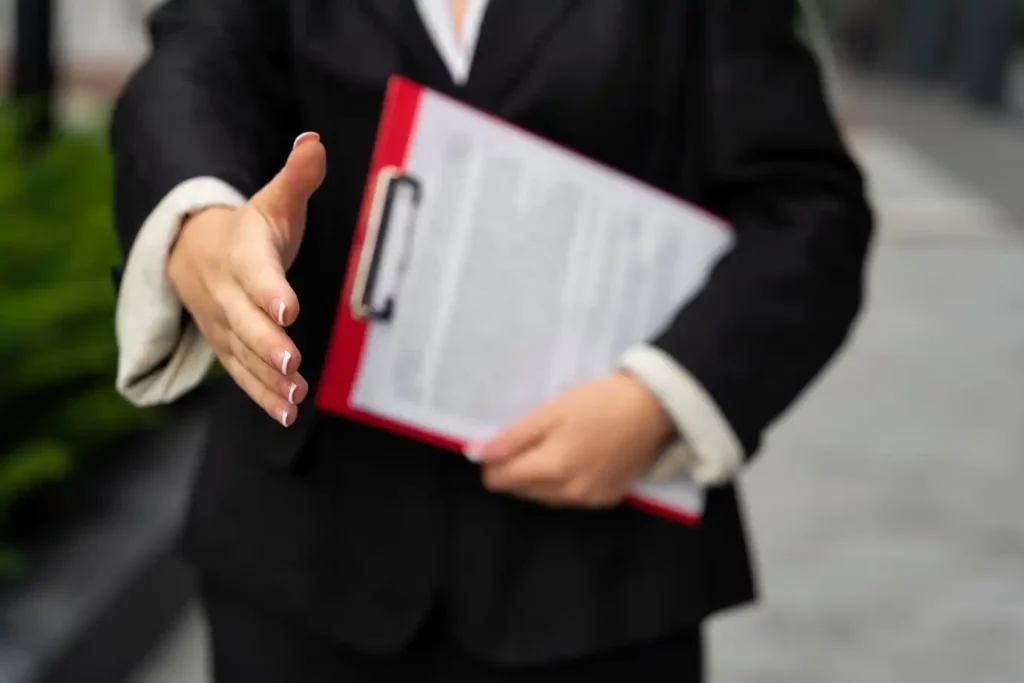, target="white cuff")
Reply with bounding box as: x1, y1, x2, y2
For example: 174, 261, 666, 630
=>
114, 177, 247, 406
620, 345, 744, 486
